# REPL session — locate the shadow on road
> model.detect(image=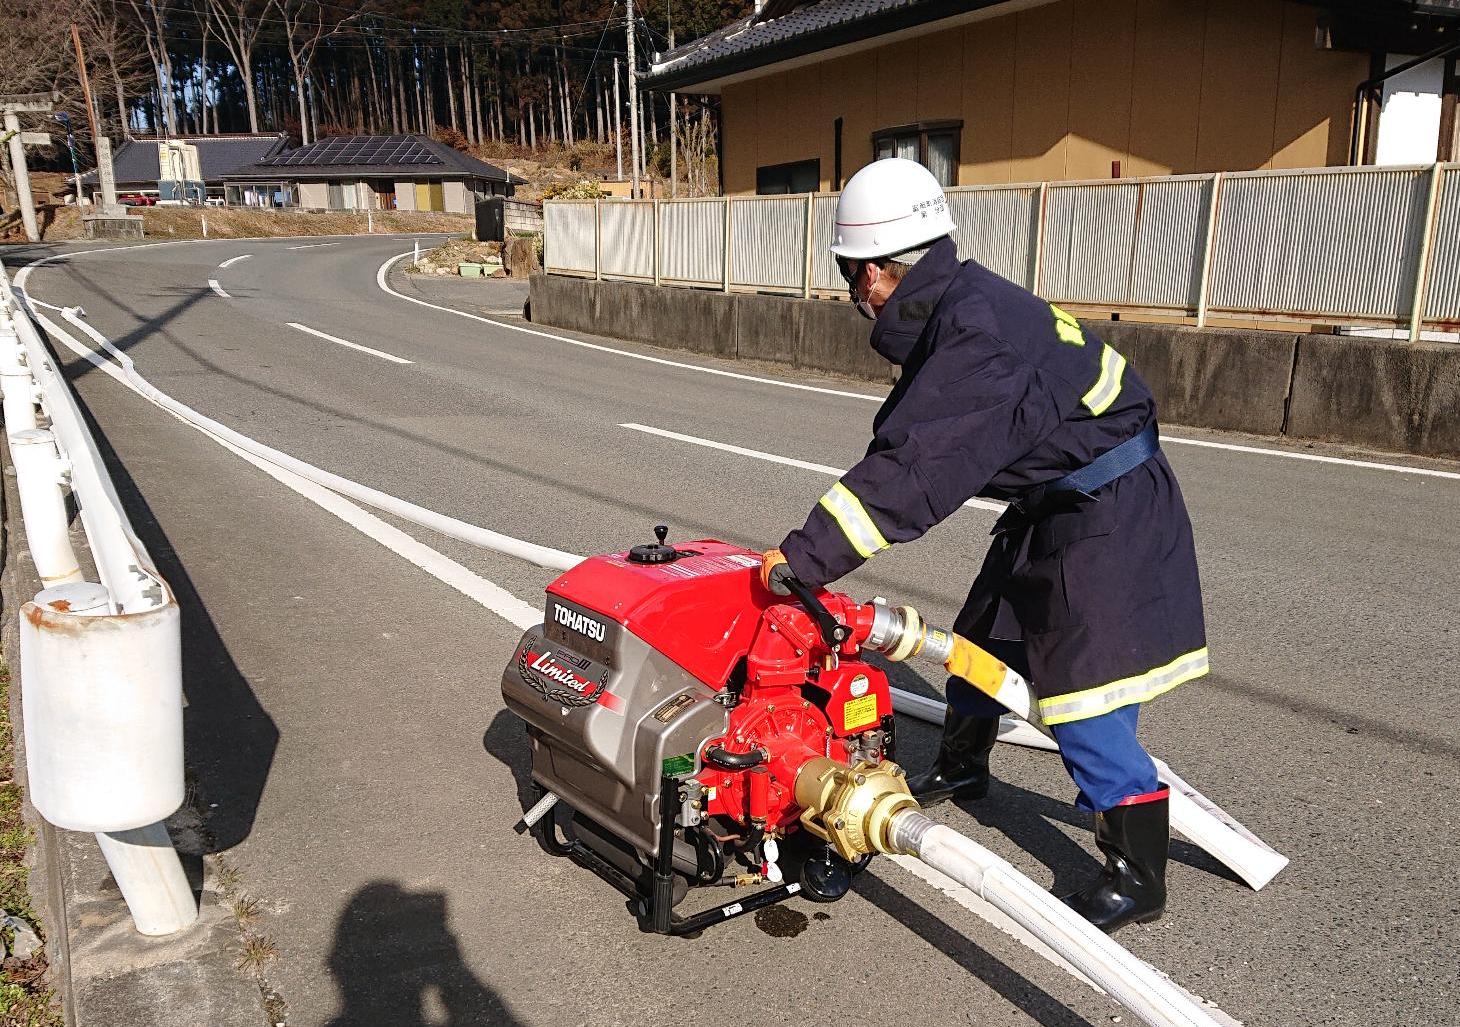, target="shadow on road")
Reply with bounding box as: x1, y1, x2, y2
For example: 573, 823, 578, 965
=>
68, 382, 279, 852
855, 870, 1100, 1027
325, 882, 523, 1027
481, 708, 536, 814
